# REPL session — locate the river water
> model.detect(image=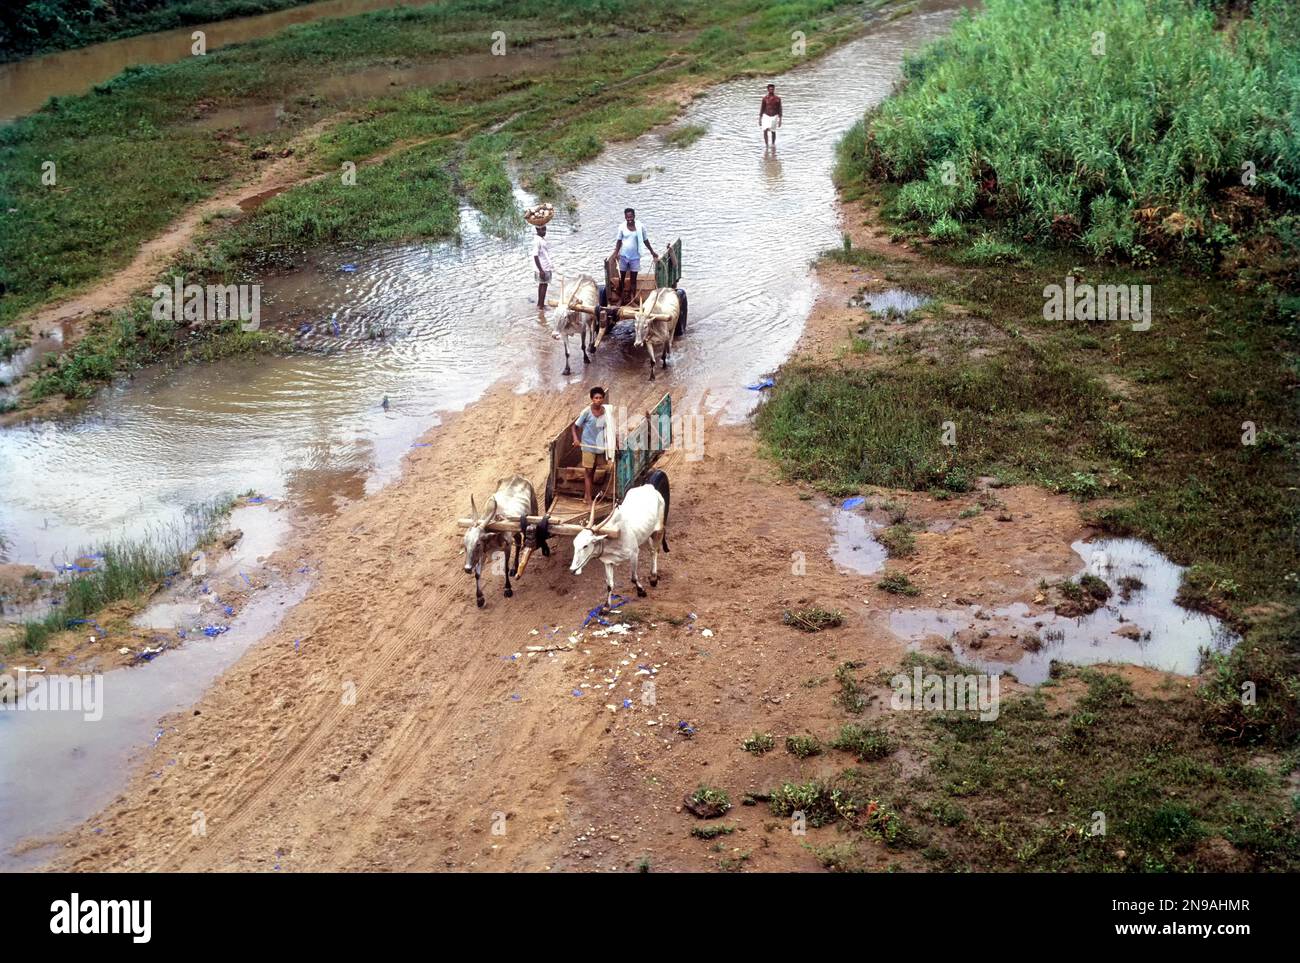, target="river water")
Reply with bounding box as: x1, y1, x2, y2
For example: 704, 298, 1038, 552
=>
0, 3, 966, 571
0, 0, 415, 123
0, 1, 969, 864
